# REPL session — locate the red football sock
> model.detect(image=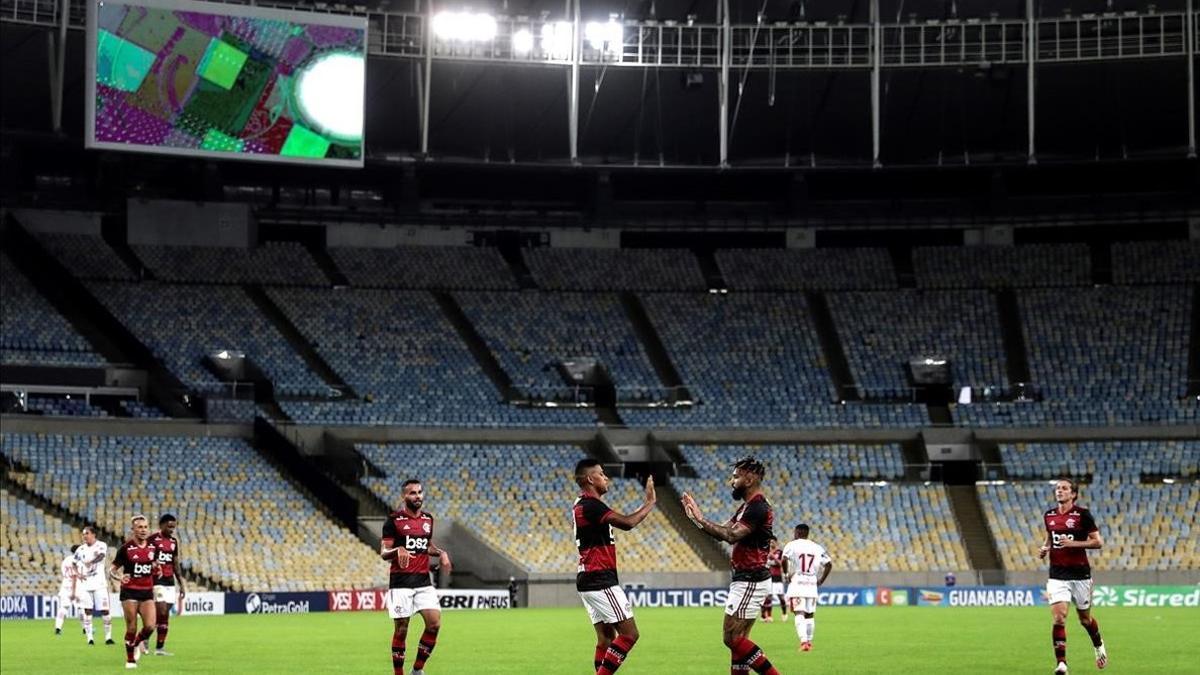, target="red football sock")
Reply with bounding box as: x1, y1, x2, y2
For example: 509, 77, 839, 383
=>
1053, 624, 1067, 664
596, 634, 636, 675
412, 628, 438, 670
391, 630, 406, 675
1082, 617, 1103, 648
594, 644, 608, 671
731, 637, 779, 675
156, 611, 169, 649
